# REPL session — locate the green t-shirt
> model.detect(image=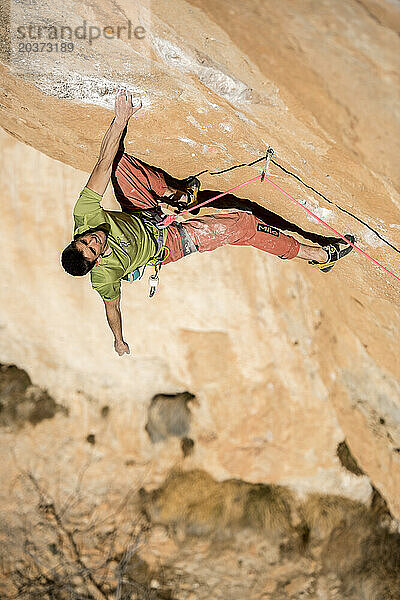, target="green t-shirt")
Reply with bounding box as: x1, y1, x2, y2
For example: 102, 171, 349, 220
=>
73, 187, 167, 302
